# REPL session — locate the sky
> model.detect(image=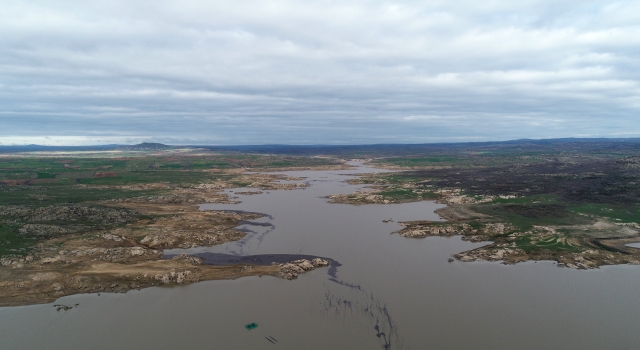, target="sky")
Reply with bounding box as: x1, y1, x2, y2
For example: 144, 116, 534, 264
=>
1, 0, 639, 145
